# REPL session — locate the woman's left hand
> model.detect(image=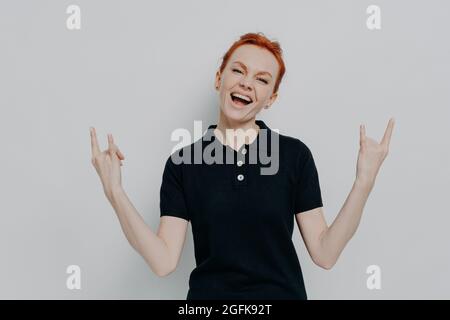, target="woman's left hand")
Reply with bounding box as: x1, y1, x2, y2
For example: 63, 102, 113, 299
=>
356, 118, 395, 189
